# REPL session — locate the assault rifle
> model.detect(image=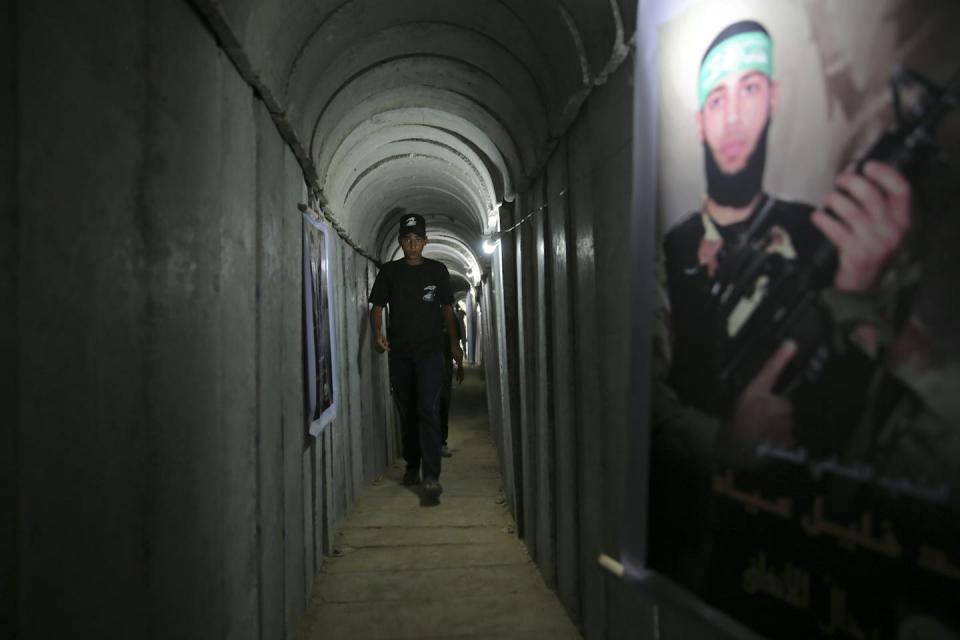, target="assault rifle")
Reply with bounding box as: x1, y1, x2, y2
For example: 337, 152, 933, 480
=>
708, 66, 960, 426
